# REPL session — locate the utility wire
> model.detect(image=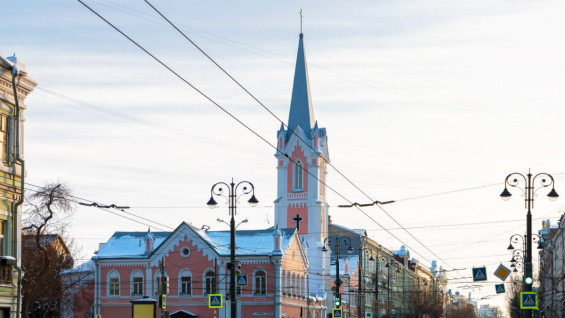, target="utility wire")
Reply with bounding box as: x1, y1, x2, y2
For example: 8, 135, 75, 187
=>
76, 0, 445, 271
141, 0, 460, 273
